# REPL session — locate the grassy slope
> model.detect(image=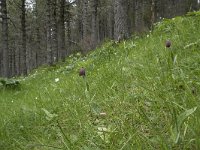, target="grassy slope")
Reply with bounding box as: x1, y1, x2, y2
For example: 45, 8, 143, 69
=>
1, 11, 200, 149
